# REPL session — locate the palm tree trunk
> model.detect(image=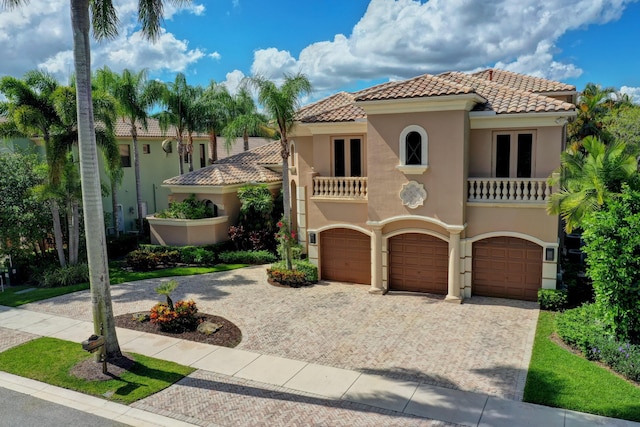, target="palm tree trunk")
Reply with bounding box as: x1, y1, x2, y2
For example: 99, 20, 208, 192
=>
188, 133, 194, 172
70, 0, 121, 360
178, 136, 184, 175
51, 200, 67, 267
132, 129, 144, 232
243, 129, 249, 151
280, 136, 292, 270
208, 132, 217, 163
66, 200, 76, 265
71, 200, 80, 265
